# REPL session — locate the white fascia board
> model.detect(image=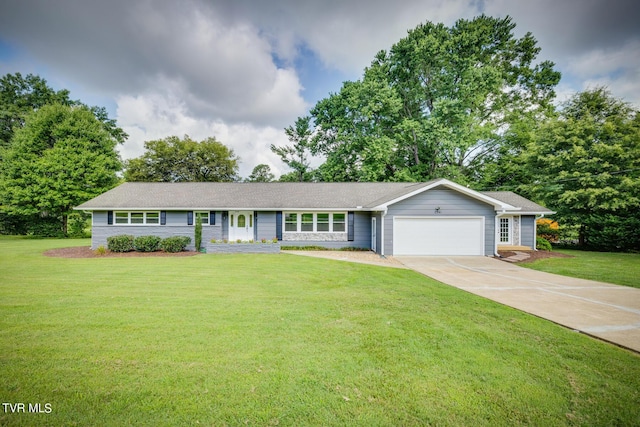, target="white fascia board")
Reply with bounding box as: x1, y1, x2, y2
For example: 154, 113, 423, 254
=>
76, 206, 375, 212
509, 210, 556, 215
373, 178, 517, 211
